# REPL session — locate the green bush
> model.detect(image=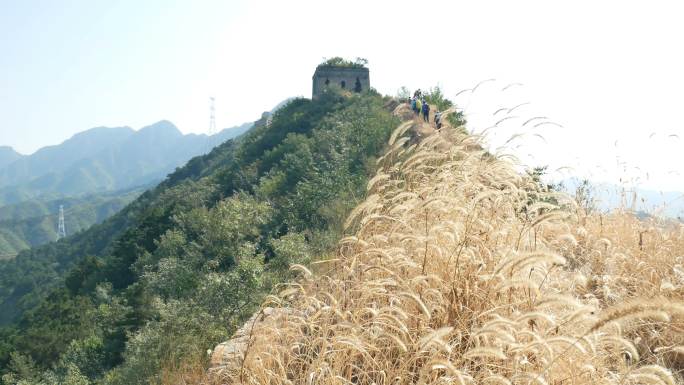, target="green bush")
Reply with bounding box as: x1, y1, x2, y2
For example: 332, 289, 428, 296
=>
318, 57, 368, 68
424, 86, 453, 111
447, 110, 467, 129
